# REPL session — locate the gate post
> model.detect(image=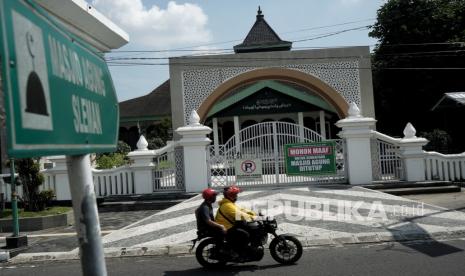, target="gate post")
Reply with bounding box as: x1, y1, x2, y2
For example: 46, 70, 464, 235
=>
176, 111, 212, 192
128, 135, 156, 195
398, 123, 428, 182
336, 103, 376, 185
